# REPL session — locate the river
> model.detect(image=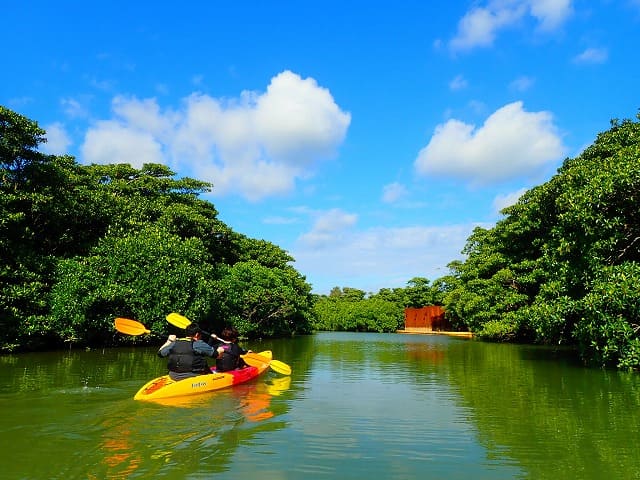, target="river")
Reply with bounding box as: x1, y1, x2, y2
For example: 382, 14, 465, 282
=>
0, 331, 638, 479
